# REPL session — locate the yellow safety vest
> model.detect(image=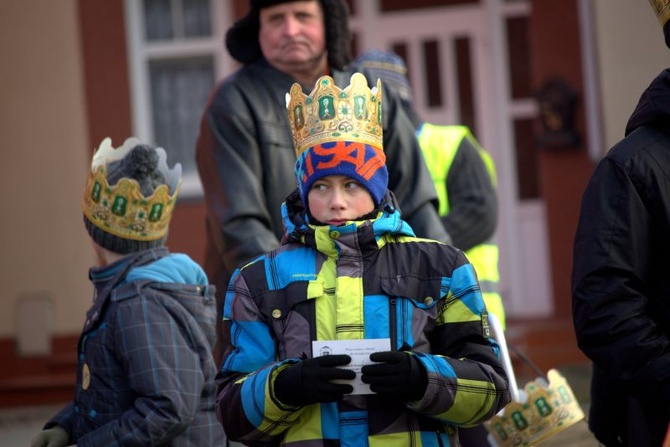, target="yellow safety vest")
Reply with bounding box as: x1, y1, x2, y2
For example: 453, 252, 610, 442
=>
418, 124, 505, 329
